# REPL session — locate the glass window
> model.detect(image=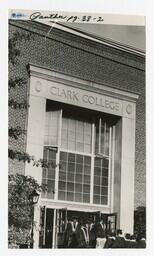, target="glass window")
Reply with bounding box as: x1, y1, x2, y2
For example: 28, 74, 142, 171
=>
61, 116, 92, 153
44, 111, 61, 146
58, 151, 91, 203
42, 109, 112, 206
93, 155, 109, 205
95, 119, 110, 156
